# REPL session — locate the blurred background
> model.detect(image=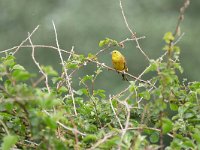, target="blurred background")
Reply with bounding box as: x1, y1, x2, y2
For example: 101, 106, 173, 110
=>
0, 0, 199, 94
